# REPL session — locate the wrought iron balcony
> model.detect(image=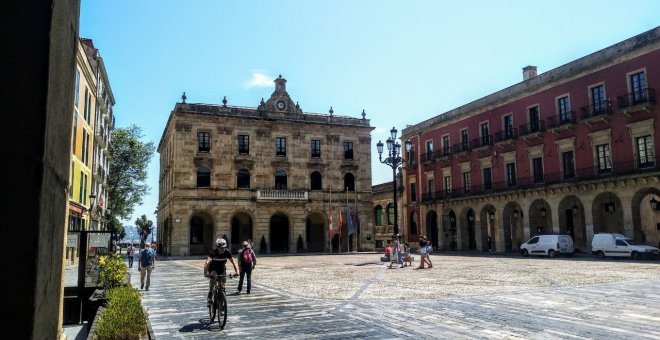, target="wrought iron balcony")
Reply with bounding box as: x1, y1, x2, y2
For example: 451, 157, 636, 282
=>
471, 135, 493, 149
452, 142, 471, 154
493, 128, 517, 143
617, 88, 656, 109
256, 189, 308, 201
518, 120, 545, 136
546, 112, 576, 129
580, 100, 613, 120
421, 151, 435, 162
